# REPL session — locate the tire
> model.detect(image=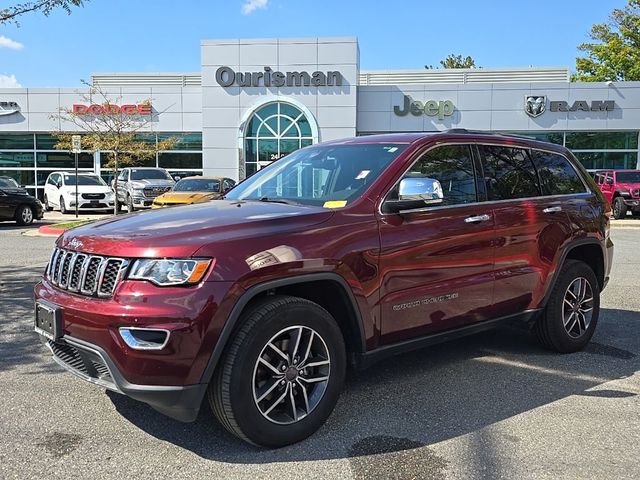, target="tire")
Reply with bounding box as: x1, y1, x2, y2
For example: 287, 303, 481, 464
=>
43, 195, 52, 212
59, 196, 68, 214
126, 194, 135, 213
208, 295, 346, 448
534, 260, 600, 353
15, 205, 34, 225
612, 197, 627, 219
632, 211, 640, 218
